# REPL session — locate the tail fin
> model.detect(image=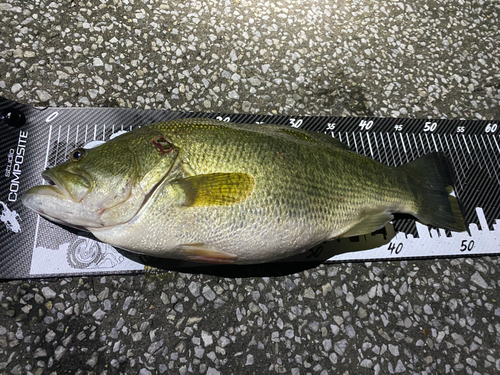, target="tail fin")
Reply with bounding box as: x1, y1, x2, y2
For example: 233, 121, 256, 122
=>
398, 152, 466, 232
